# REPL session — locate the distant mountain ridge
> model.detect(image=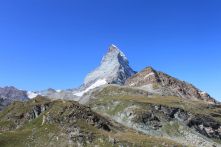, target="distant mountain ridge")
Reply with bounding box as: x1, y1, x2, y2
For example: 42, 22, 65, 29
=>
0, 86, 29, 110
